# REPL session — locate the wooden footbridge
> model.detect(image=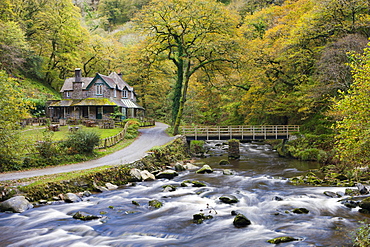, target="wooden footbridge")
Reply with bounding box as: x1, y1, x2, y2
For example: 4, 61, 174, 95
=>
182, 125, 300, 141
